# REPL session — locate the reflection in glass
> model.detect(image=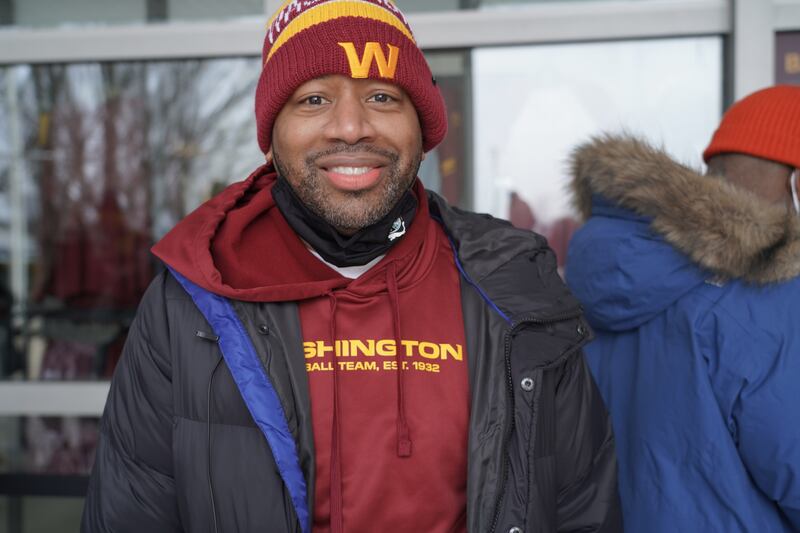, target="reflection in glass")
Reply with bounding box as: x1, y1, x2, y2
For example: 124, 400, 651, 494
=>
0, 59, 264, 533
0, 58, 263, 384
0, 413, 95, 531
473, 37, 722, 270
0, 416, 99, 475
421, 51, 471, 209
0, 57, 265, 530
